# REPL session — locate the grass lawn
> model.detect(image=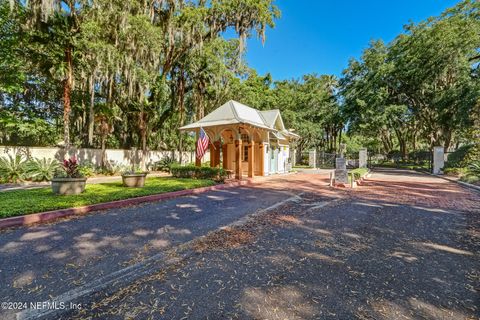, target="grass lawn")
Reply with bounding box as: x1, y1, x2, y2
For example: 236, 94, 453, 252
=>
460, 174, 480, 186
348, 167, 369, 183
0, 177, 215, 219
376, 162, 430, 171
